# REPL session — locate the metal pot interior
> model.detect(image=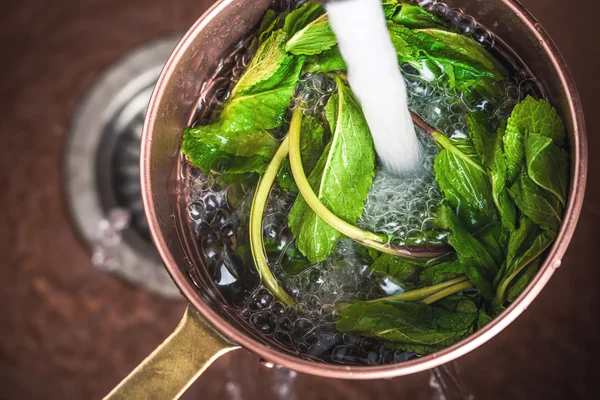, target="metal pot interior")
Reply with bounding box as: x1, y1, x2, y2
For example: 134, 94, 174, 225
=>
141, 0, 586, 379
